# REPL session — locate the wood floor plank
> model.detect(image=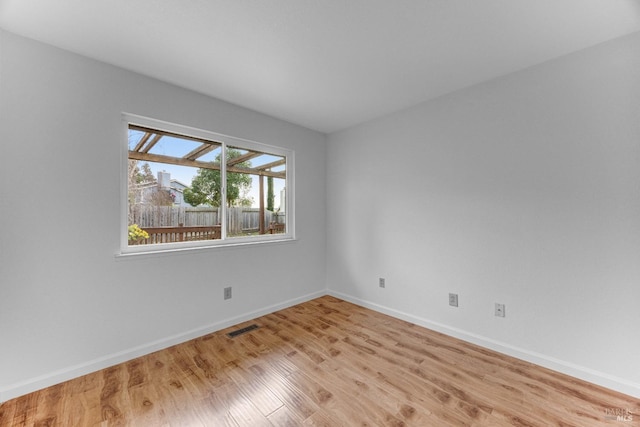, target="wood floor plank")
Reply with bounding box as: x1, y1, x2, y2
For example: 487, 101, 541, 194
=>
223, 360, 284, 417
266, 404, 303, 426
1, 295, 638, 426
246, 361, 318, 422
